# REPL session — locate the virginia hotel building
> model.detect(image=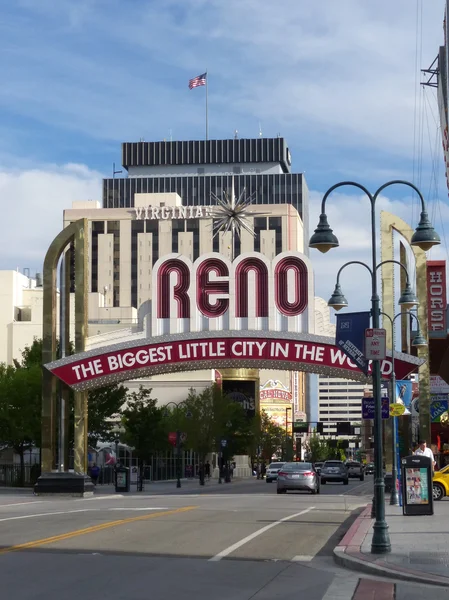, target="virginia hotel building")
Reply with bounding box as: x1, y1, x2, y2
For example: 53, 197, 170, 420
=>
64, 138, 316, 459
